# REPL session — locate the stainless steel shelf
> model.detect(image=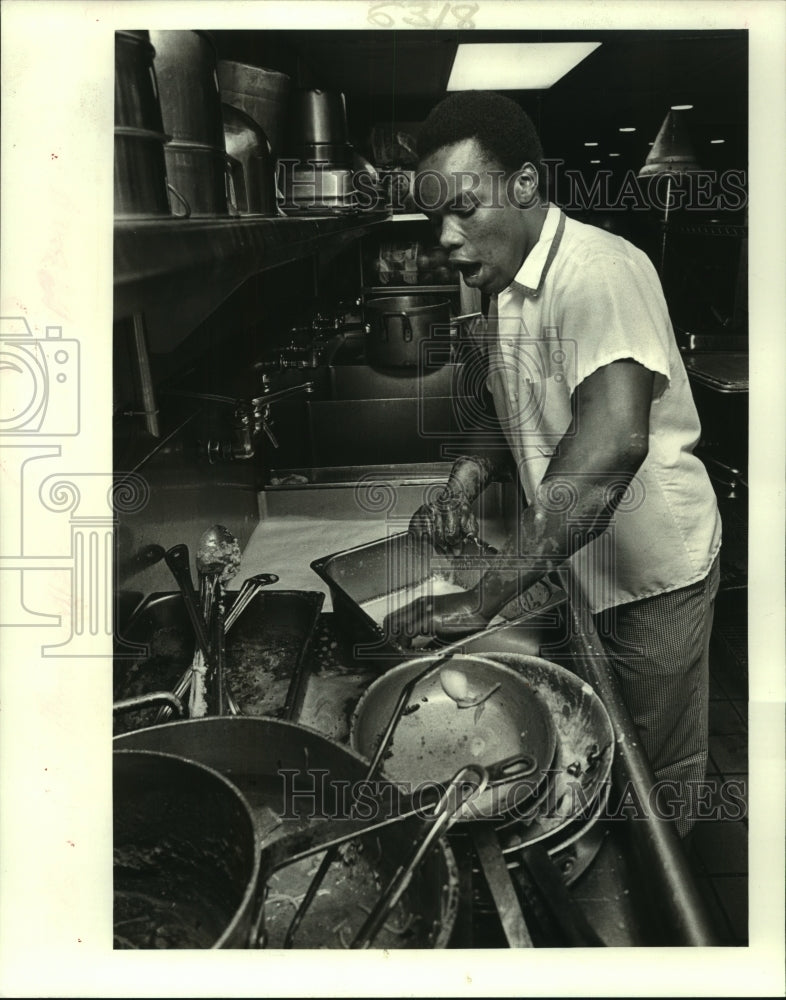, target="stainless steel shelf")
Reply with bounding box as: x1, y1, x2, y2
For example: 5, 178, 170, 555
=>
114, 211, 390, 320
362, 284, 459, 294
